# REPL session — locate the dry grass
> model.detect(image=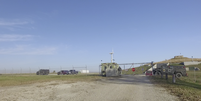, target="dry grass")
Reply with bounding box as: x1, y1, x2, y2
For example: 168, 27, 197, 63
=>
0, 74, 104, 87
125, 57, 201, 100
155, 57, 201, 64
150, 59, 201, 101
149, 73, 201, 101
148, 60, 201, 101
